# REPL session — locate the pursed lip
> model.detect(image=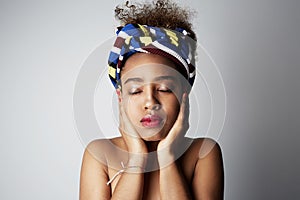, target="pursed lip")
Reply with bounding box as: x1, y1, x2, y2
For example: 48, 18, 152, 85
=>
140, 114, 163, 128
